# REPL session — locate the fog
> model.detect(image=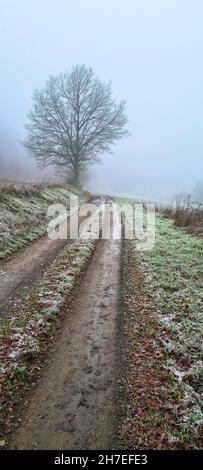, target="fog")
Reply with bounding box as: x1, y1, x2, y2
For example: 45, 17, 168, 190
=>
0, 0, 203, 201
